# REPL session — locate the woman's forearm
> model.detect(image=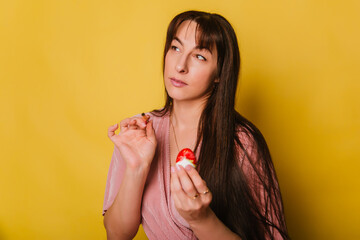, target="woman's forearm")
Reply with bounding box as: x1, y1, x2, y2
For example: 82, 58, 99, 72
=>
103, 166, 150, 240
190, 210, 241, 240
